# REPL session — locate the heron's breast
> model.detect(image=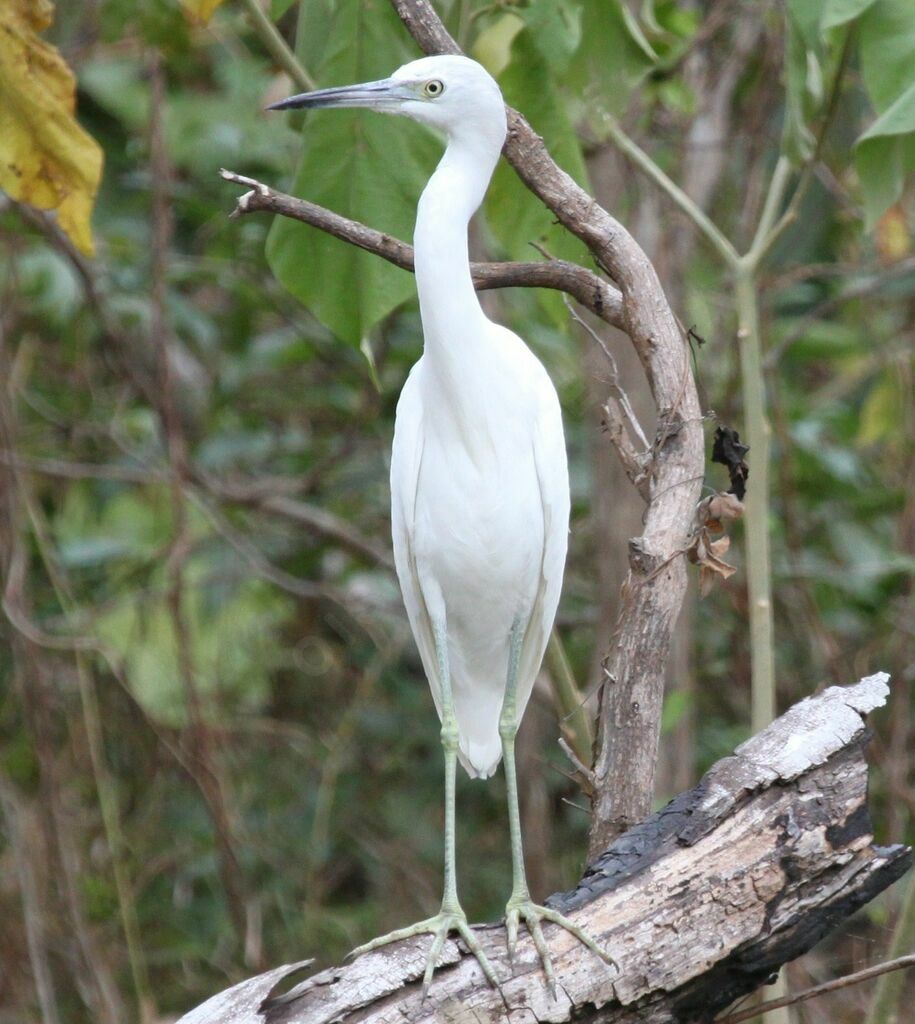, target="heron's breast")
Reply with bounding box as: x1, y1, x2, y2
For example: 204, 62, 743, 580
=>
413, 436, 545, 605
